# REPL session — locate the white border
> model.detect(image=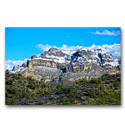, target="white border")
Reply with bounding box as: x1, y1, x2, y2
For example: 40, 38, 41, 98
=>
0, 0, 125, 132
